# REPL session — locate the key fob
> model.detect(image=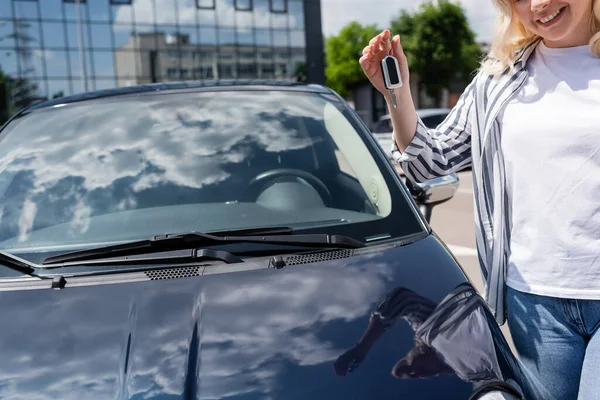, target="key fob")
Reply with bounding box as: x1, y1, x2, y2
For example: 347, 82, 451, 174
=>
381, 55, 403, 90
